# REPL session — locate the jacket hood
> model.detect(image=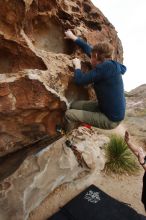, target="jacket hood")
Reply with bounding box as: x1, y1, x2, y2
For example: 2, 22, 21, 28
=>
116, 62, 127, 75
